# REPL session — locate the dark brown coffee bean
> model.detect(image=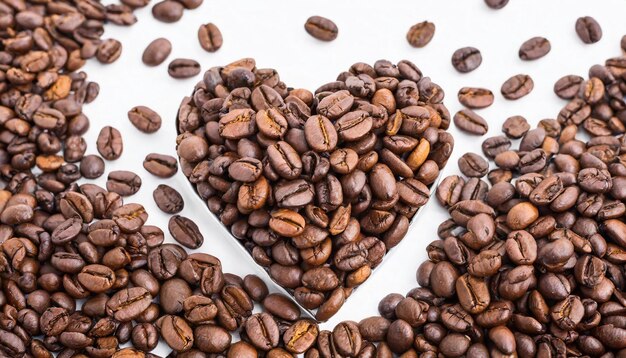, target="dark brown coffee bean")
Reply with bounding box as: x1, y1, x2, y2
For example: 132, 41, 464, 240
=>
454, 109, 488, 135
458, 152, 489, 178
106, 170, 142, 196
406, 21, 435, 48
283, 320, 318, 354
97, 39, 122, 64
501, 74, 534, 100
198, 23, 223, 52
168, 59, 201, 79
304, 16, 338, 41
554, 75, 584, 99
128, 106, 161, 133
484, 0, 508, 9
80, 155, 105, 179
106, 287, 152, 322
451, 47, 482, 73
519, 37, 551, 60
304, 115, 338, 153
502, 115, 530, 138
142, 38, 172, 66
458, 87, 494, 109
143, 153, 178, 178
168, 215, 204, 249
153, 184, 184, 214
152, 0, 183, 23
97, 126, 123, 160
576, 16, 602, 44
